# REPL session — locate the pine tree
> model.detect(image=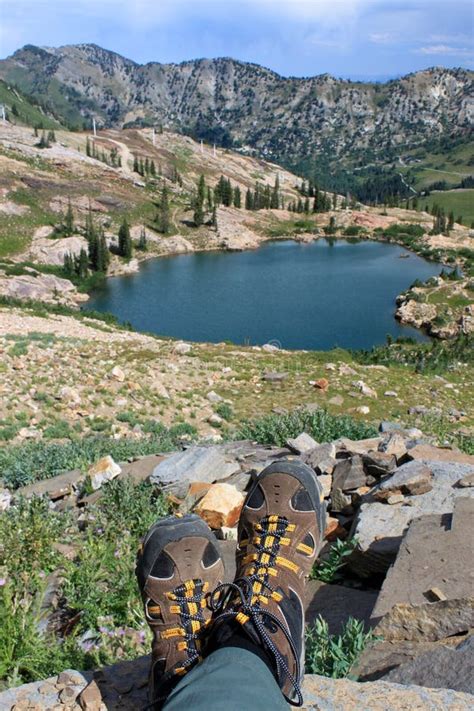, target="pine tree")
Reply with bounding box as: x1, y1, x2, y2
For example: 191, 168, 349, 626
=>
233, 186, 241, 208
304, 198, 310, 213
457, 215, 463, 225
332, 193, 337, 210
77, 248, 89, 279
64, 199, 74, 237
156, 186, 171, 234
145, 157, 150, 176
47, 130, 56, 143
138, 227, 148, 251
86, 137, 92, 157
133, 155, 139, 173
37, 131, 50, 149
118, 218, 132, 259
63, 253, 74, 277
150, 160, 156, 177
211, 205, 217, 229
88, 227, 99, 270
193, 195, 204, 227
197, 175, 206, 204
448, 211, 454, 230
206, 187, 213, 211
139, 158, 145, 176
96, 229, 110, 272
270, 176, 280, 209
245, 189, 253, 210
